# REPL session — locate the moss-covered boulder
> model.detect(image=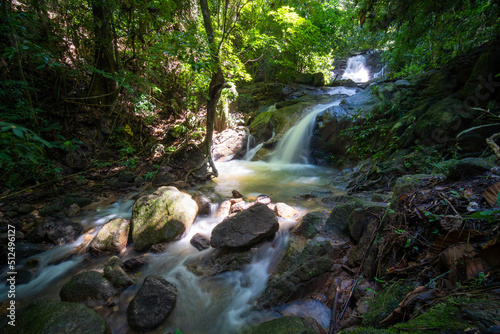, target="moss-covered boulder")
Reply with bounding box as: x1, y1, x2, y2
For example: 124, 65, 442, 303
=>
292, 211, 329, 239
89, 218, 130, 255
259, 236, 341, 308
0, 298, 111, 334
394, 297, 500, 333
362, 282, 416, 328
59, 271, 115, 309
242, 316, 316, 334
389, 174, 440, 210
413, 96, 474, 145
323, 198, 369, 237
131, 186, 198, 251
39, 200, 64, 217
446, 157, 495, 180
